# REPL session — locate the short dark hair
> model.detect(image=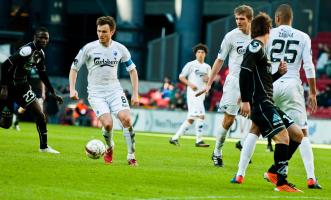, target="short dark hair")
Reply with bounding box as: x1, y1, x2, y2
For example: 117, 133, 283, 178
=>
96, 16, 116, 31
193, 43, 208, 54
34, 26, 48, 35
275, 4, 293, 24
251, 12, 272, 38
234, 5, 254, 21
